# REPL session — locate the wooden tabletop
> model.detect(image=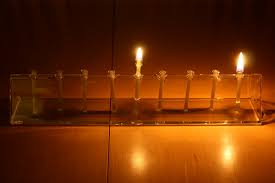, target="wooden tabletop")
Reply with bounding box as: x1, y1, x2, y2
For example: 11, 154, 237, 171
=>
1, 124, 275, 183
